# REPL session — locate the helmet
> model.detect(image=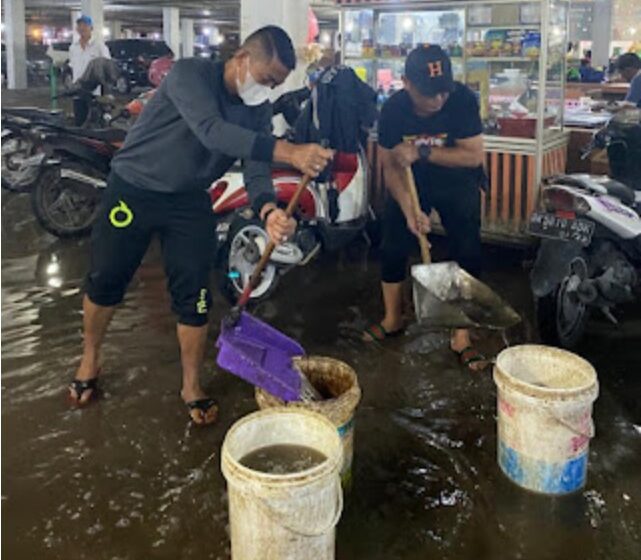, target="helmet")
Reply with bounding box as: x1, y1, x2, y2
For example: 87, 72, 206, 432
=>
148, 56, 174, 87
